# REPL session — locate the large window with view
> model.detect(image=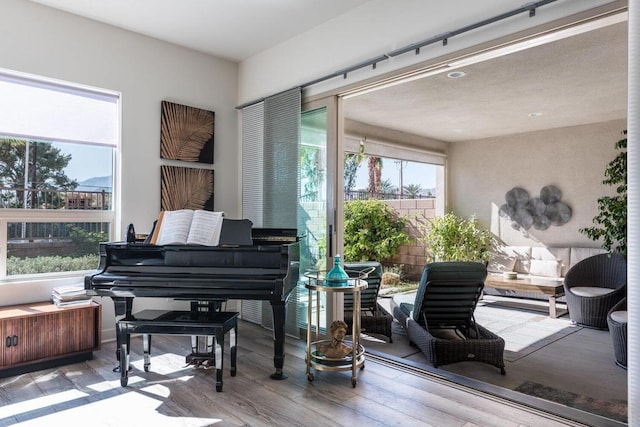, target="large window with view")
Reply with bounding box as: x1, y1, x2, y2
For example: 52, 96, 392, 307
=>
0, 70, 118, 279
